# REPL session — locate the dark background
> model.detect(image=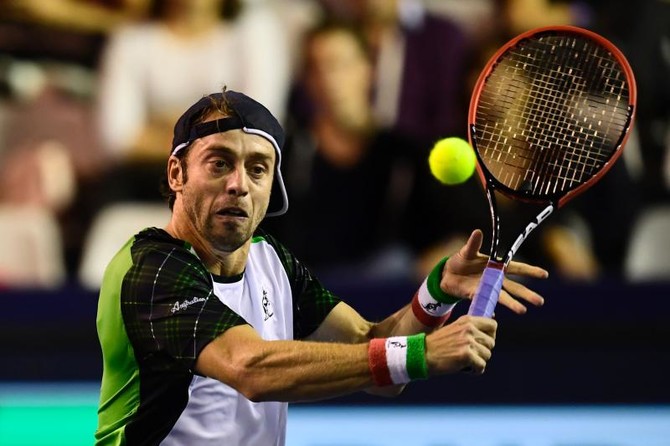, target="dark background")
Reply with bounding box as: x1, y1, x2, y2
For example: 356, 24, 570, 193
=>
2, 276, 668, 405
